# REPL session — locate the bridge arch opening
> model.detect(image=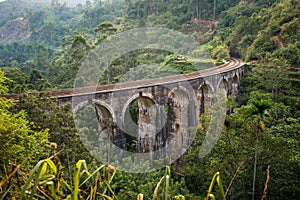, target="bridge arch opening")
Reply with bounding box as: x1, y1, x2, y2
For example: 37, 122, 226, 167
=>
166, 88, 190, 160
74, 100, 115, 140
218, 78, 228, 95
122, 94, 157, 160
198, 83, 213, 117
95, 104, 115, 140
73, 99, 116, 163
231, 74, 239, 99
